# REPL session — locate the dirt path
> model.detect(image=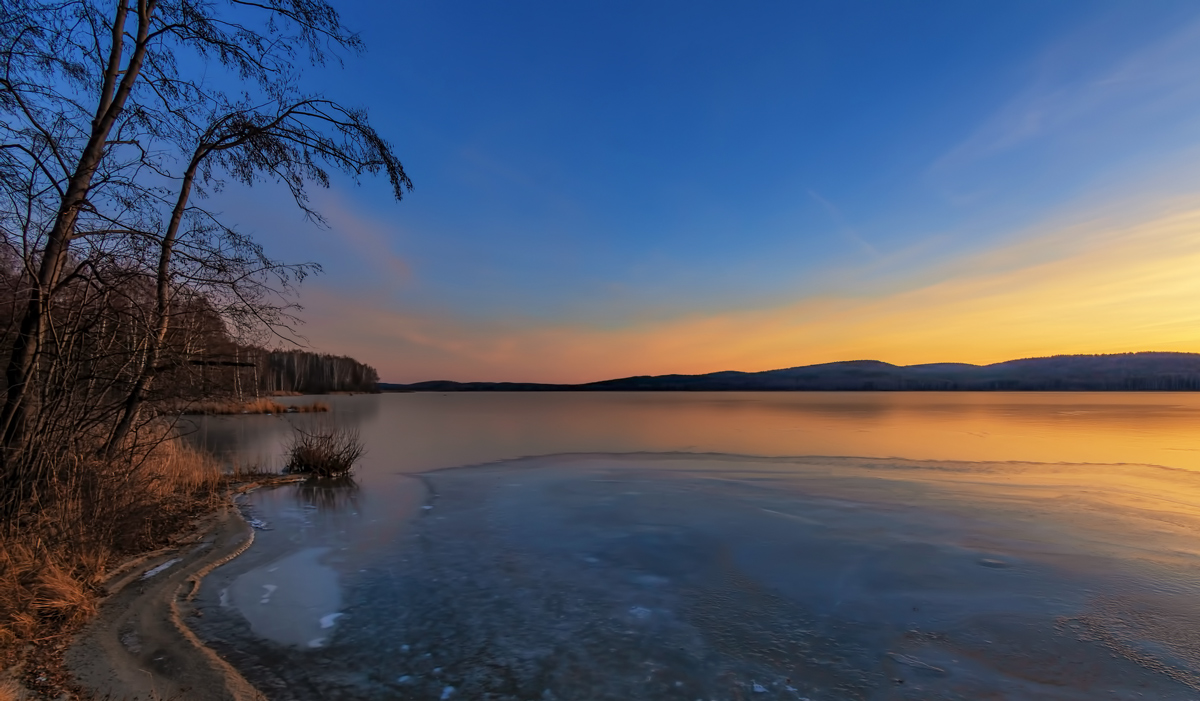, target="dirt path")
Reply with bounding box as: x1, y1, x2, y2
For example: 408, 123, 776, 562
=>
66, 505, 268, 701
